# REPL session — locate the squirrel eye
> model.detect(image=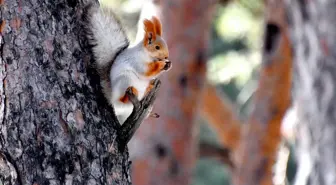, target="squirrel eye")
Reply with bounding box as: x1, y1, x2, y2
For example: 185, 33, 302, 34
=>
155, 46, 160, 50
